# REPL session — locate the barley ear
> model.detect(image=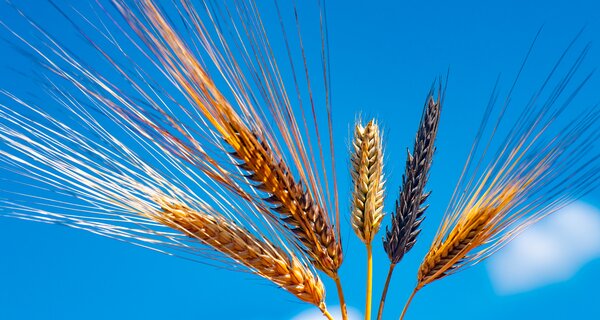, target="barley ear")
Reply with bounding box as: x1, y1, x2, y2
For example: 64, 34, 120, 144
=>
349, 119, 385, 320
150, 196, 327, 307
225, 121, 343, 278
350, 119, 385, 244
377, 91, 442, 320
417, 184, 520, 288
383, 95, 441, 264
397, 184, 521, 320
